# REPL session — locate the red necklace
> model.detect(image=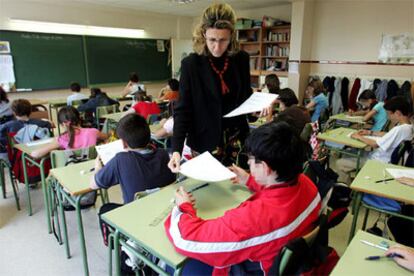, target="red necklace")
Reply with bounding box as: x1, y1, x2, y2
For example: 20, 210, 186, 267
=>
209, 57, 230, 95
